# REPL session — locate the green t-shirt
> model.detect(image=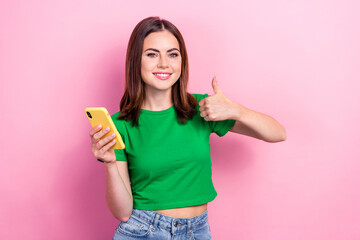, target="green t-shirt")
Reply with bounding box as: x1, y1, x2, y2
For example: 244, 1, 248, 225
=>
110, 93, 235, 210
